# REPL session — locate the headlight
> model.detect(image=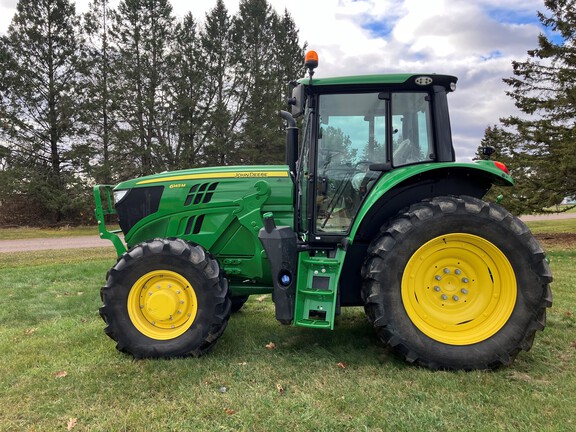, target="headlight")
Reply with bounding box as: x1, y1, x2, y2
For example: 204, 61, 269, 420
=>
113, 189, 129, 204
